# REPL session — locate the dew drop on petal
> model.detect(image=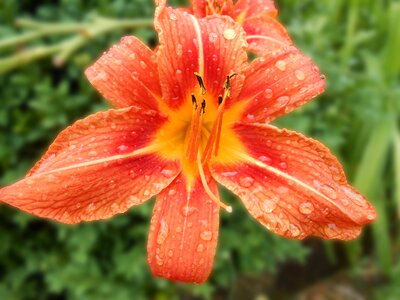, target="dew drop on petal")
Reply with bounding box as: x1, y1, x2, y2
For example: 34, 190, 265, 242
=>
221, 171, 238, 177
208, 32, 218, 43
176, 44, 183, 56
197, 243, 205, 252
299, 202, 314, 215
168, 250, 173, 257
169, 12, 177, 20
168, 189, 177, 196
324, 223, 338, 238
88, 150, 98, 157
223, 28, 236, 40
264, 88, 273, 99
276, 96, 290, 108
289, 224, 301, 237
262, 199, 276, 213
117, 144, 129, 153
160, 168, 174, 178
295, 70, 305, 81
321, 184, 338, 199
279, 162, 287, 169
275, 60, 286, 71
139, 61, 147, 69
200, 230, 213, 241
258, 155, 272, 164
156, 219, 169, 245
342, 187, 367, 207
239, 176, 254, 187
181, 206, 197, 217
